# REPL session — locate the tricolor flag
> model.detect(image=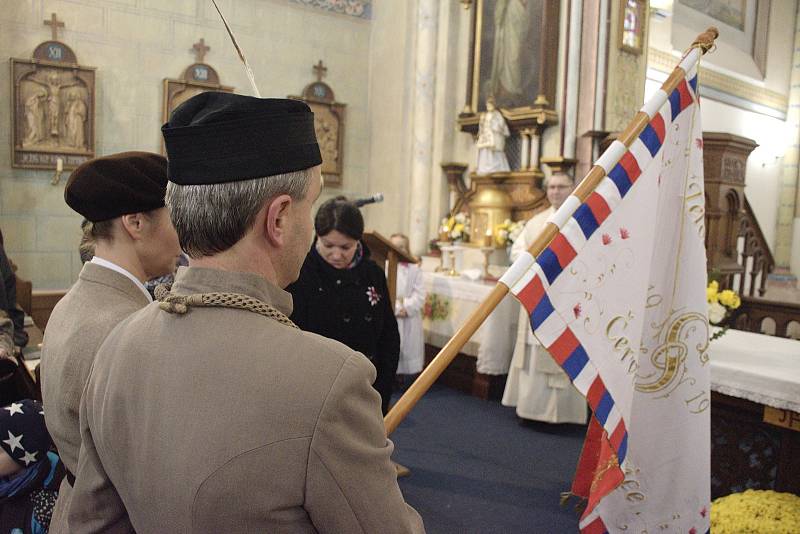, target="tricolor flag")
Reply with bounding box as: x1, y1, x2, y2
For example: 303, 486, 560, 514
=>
500, 50, 710, 533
